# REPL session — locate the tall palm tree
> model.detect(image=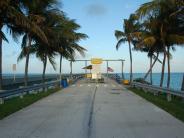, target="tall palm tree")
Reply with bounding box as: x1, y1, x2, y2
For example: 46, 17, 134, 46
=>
0, 0, 45, 89
136, 0, 184, 88
115, 14, 140, 83
19, 0, 58, 87
56, 18, 87, 80
133, 16, 163, 83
